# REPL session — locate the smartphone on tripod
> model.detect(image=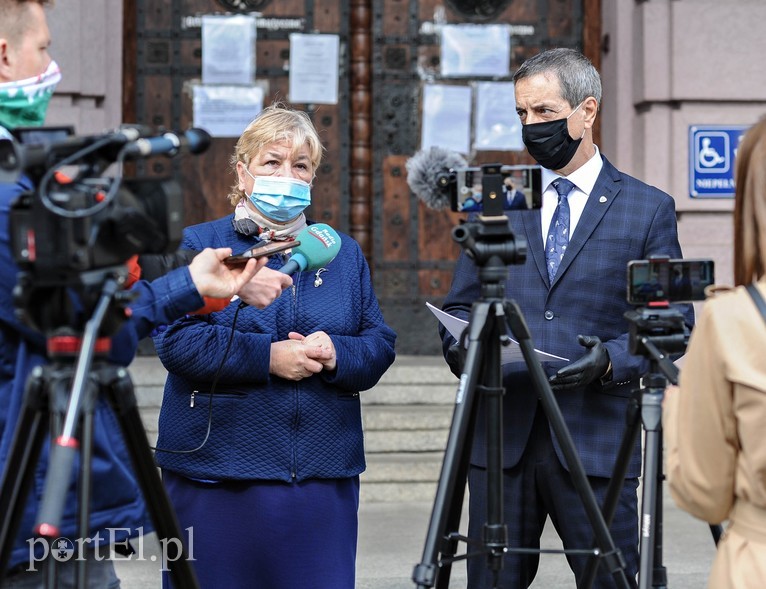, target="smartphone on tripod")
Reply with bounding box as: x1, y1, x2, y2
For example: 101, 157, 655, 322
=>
627, 258, 714, 304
